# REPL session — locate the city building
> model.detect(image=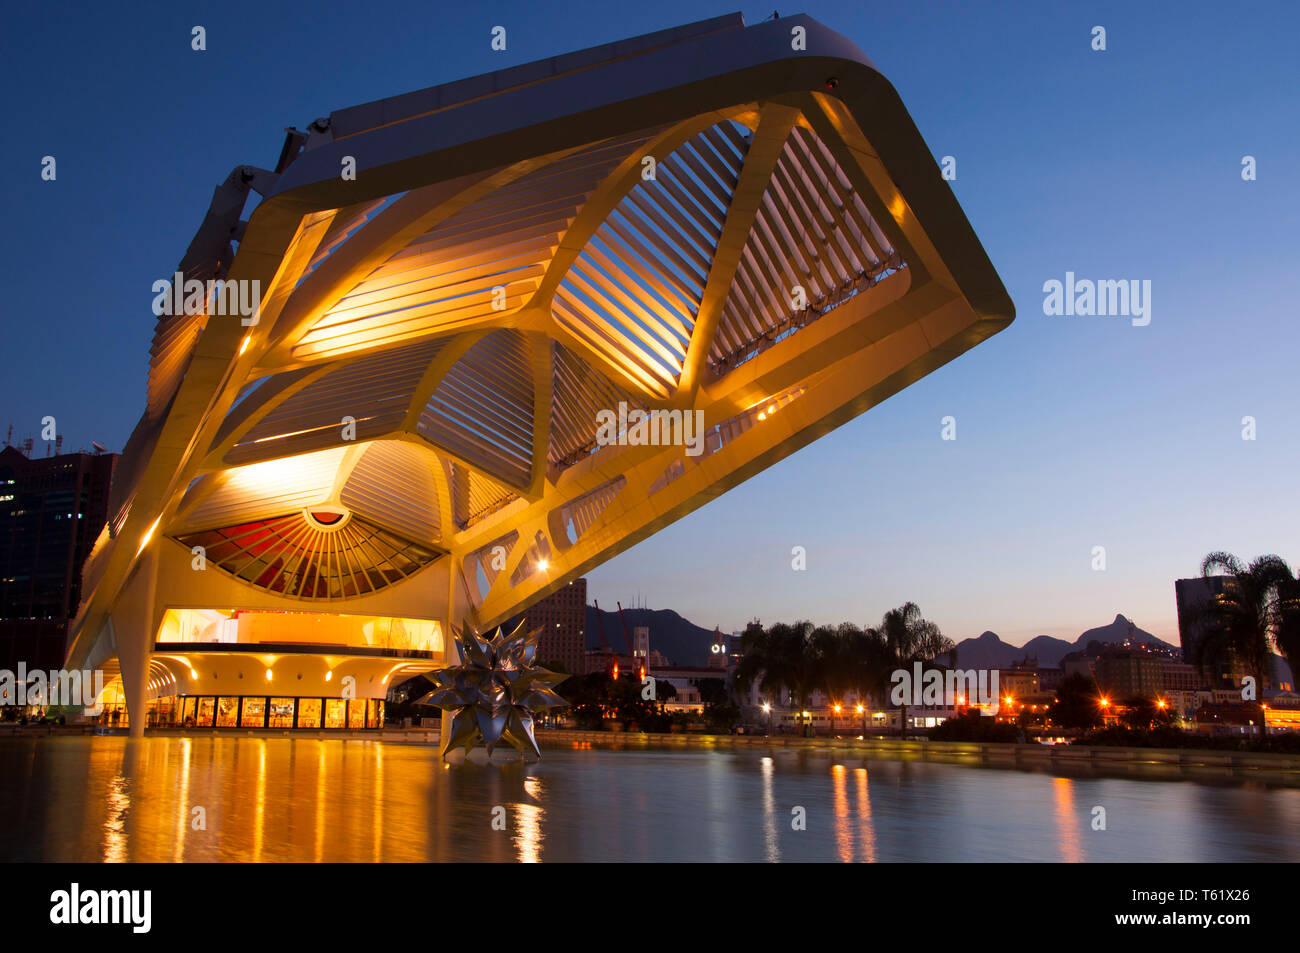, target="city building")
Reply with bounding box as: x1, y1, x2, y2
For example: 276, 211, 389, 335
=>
1037, 667, 1065, 692
999, 658, 1040, 699
60, 13, 1013, 734
1175, 576, 1231, 681
521, 578, 586, 675
1094, 648, 1164, 700
652, 665, 728, 713
0, 443, 117, 673
1159, 659, 1203, 693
